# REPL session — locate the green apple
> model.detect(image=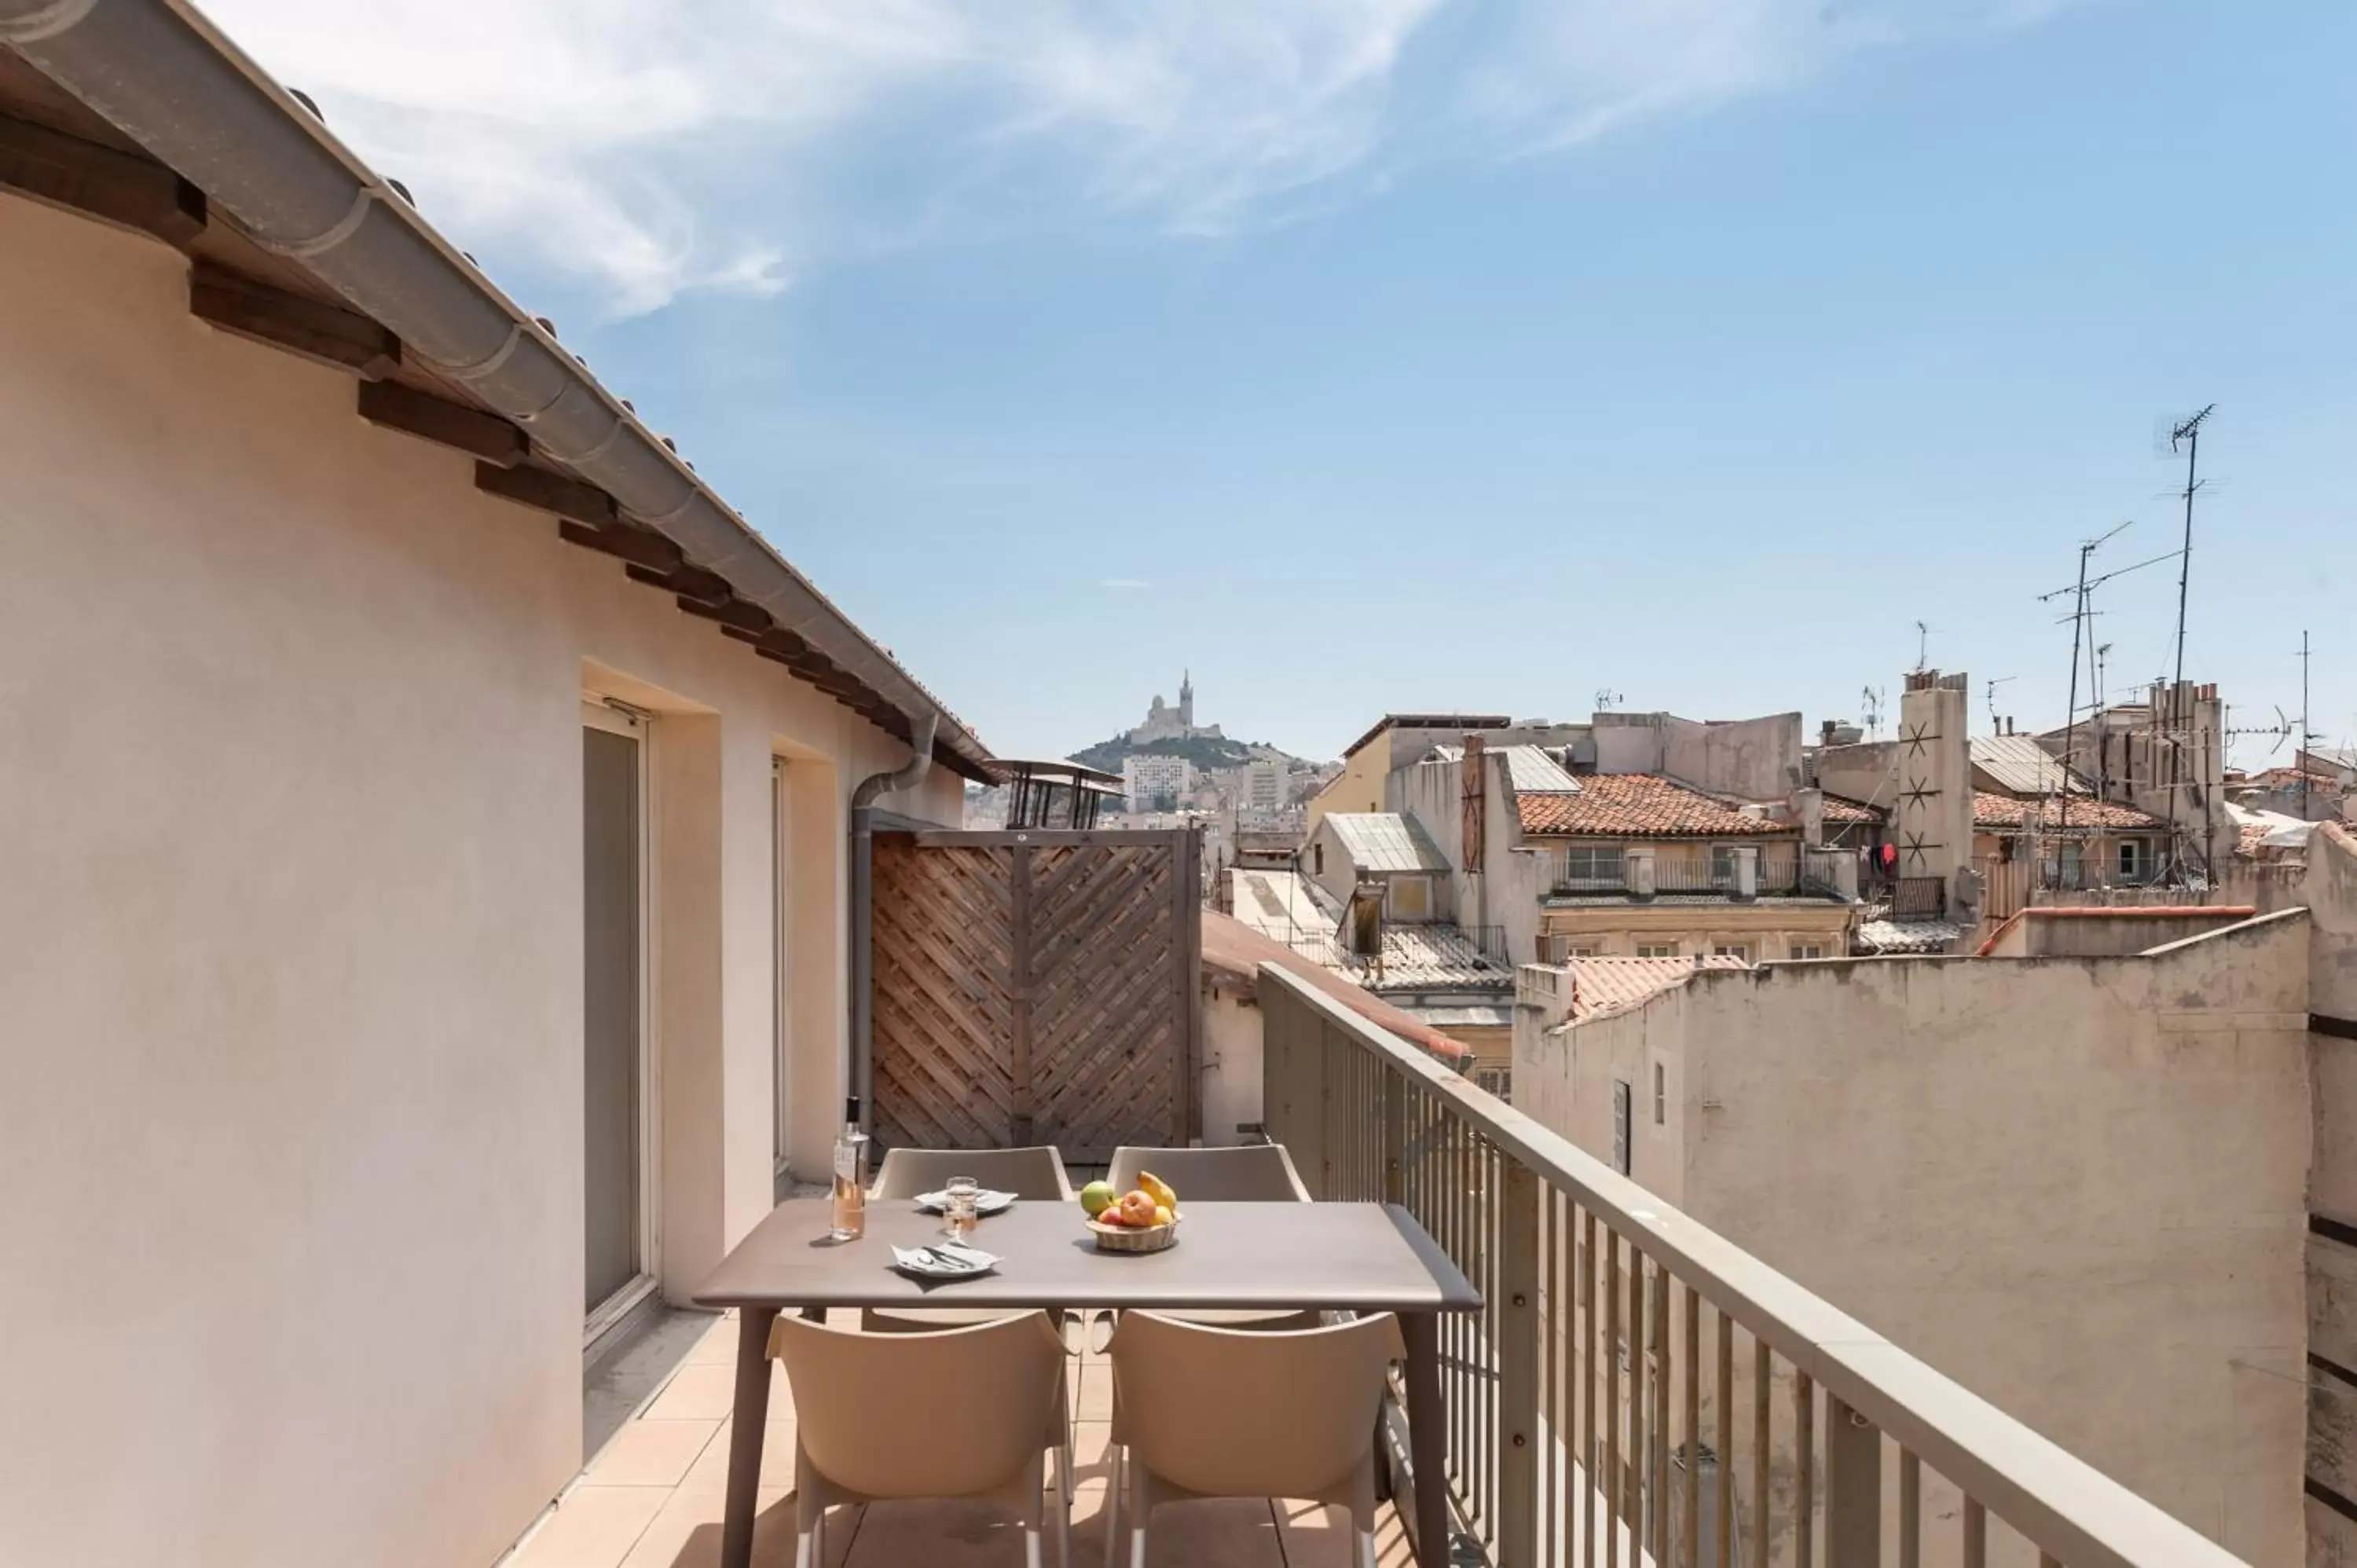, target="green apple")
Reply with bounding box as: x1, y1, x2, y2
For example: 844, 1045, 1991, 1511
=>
1079, 1180, 1117, 1218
